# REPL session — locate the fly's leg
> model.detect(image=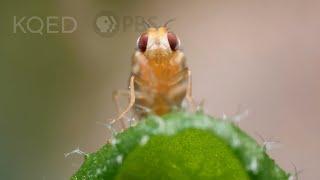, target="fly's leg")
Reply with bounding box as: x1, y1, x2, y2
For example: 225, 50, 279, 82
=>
112, 90, 129, 115
168, 68, 196, 112
186, 70, 196, 111
112, 88, 147, 127
110, 76, 136, 129
112, 90, 133, 128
